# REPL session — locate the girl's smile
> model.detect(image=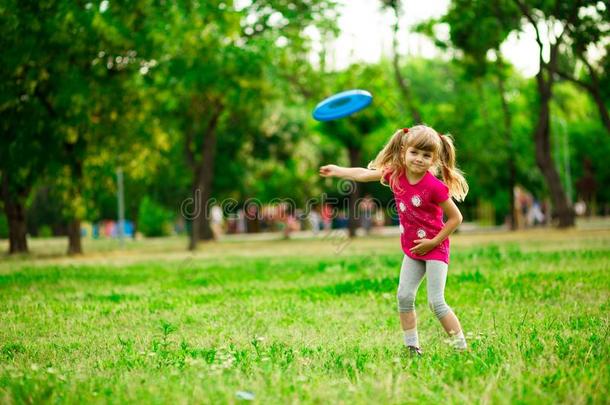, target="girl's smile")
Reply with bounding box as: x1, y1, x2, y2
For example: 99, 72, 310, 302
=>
405, 146, 434, 174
